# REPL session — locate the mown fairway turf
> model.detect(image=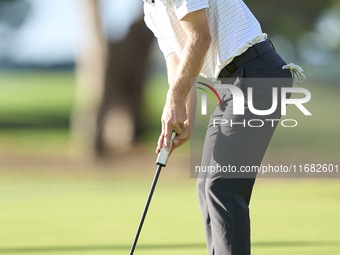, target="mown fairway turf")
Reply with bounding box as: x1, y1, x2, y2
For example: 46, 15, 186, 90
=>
0, 174, 339, 255
0, 71, 339, 157
0, 71, 339, 254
